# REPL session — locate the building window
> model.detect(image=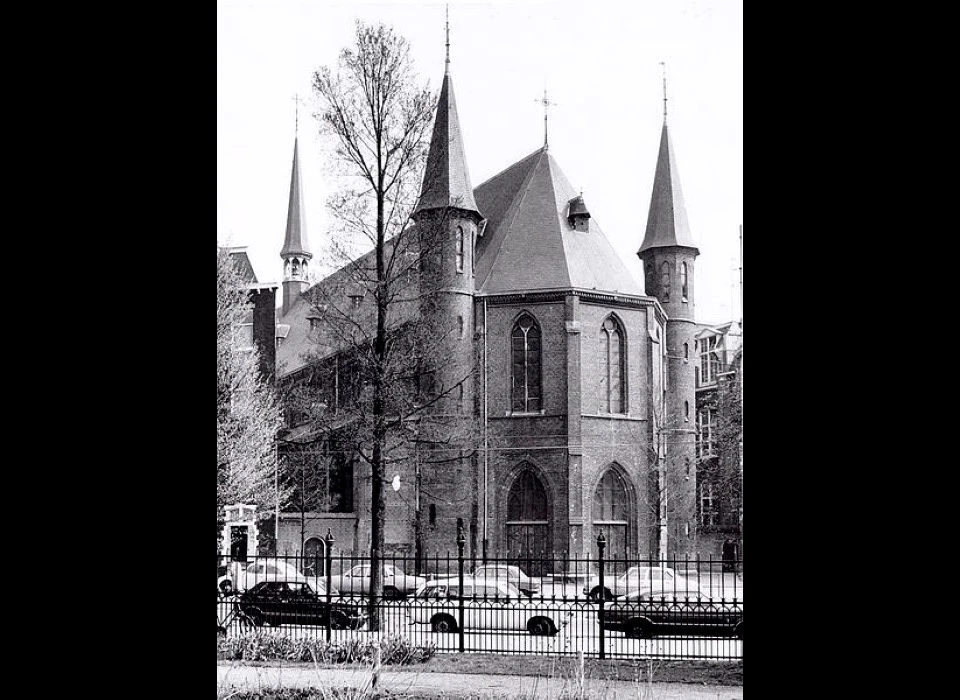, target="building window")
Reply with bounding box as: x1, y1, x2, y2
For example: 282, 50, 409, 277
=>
236, 322, 254, 351
700, 483, 716, 527
699, 335, 721, 385
684, 400, 690, 421
511, 314, 542, 413
593, 468, 630, 554
681, 262, 689, 301
456, 226, 464, 272
457, 383, 464, 413
458, 315, 464, 338
684, 342, 689, 360
660, 261, 671, 302
599, 316, 625, 414
429, 504, 437, 527
698, 408, 716, 458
